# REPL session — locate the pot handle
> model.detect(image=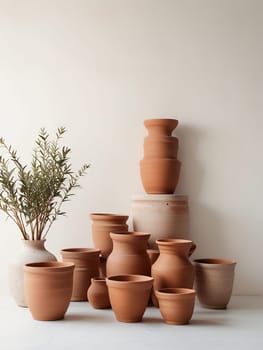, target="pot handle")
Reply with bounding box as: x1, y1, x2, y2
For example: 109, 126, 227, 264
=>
189, 243, 196, 257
